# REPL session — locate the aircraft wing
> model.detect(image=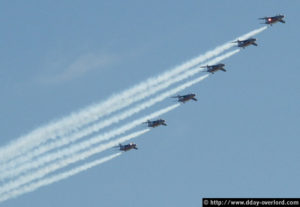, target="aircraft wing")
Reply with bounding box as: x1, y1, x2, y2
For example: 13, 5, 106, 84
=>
252, 42, 258, 46
279, 19, 285, 23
